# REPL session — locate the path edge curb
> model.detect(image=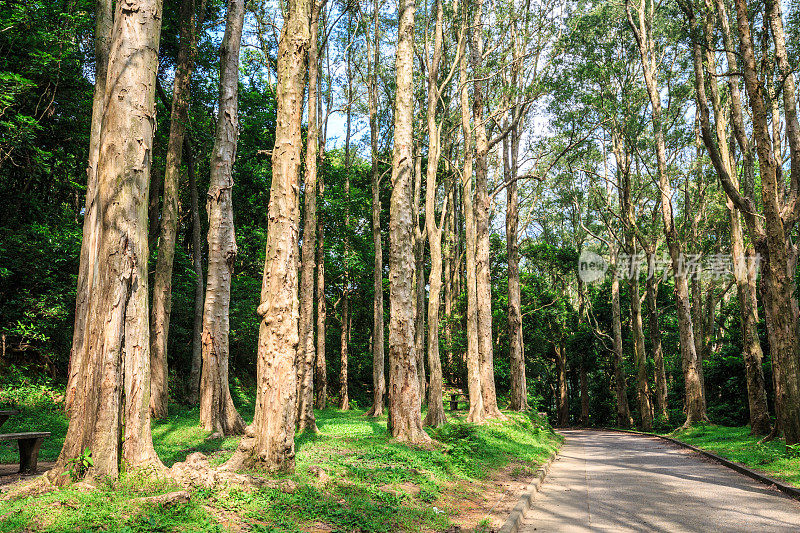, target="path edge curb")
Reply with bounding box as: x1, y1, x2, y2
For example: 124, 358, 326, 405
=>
498, 448, 559, 533
600, 427, 800, 502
